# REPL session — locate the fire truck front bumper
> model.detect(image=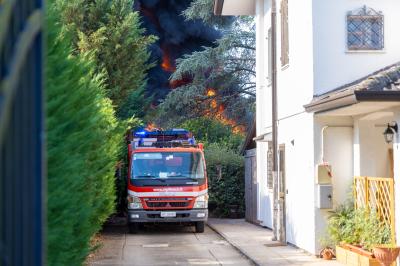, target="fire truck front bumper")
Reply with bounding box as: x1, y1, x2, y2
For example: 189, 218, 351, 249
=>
128, 209, 208, 223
